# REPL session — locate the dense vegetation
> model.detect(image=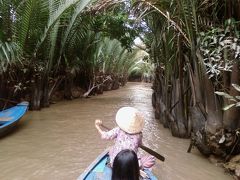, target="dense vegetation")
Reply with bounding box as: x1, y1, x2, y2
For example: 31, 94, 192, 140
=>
1, 0, 239, 177
0, 0, 149, 110
136, 0, 240, 176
